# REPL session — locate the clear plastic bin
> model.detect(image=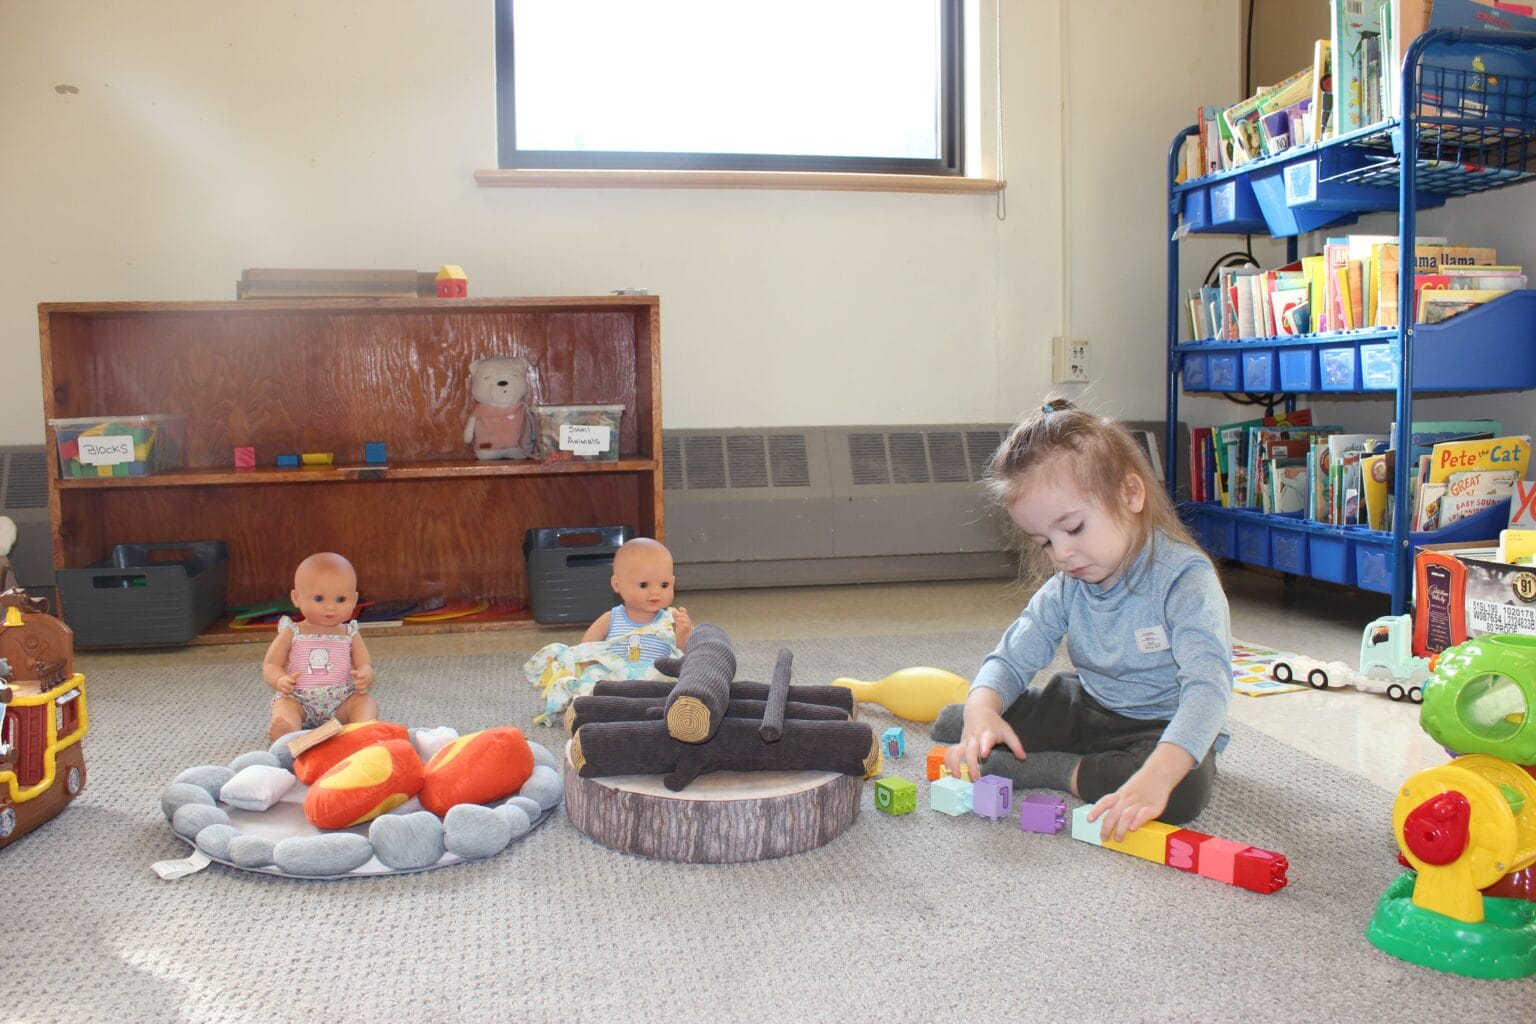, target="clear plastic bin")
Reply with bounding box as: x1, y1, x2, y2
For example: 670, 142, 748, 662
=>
534, 404, 624, 462
48, 414, 186, 478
